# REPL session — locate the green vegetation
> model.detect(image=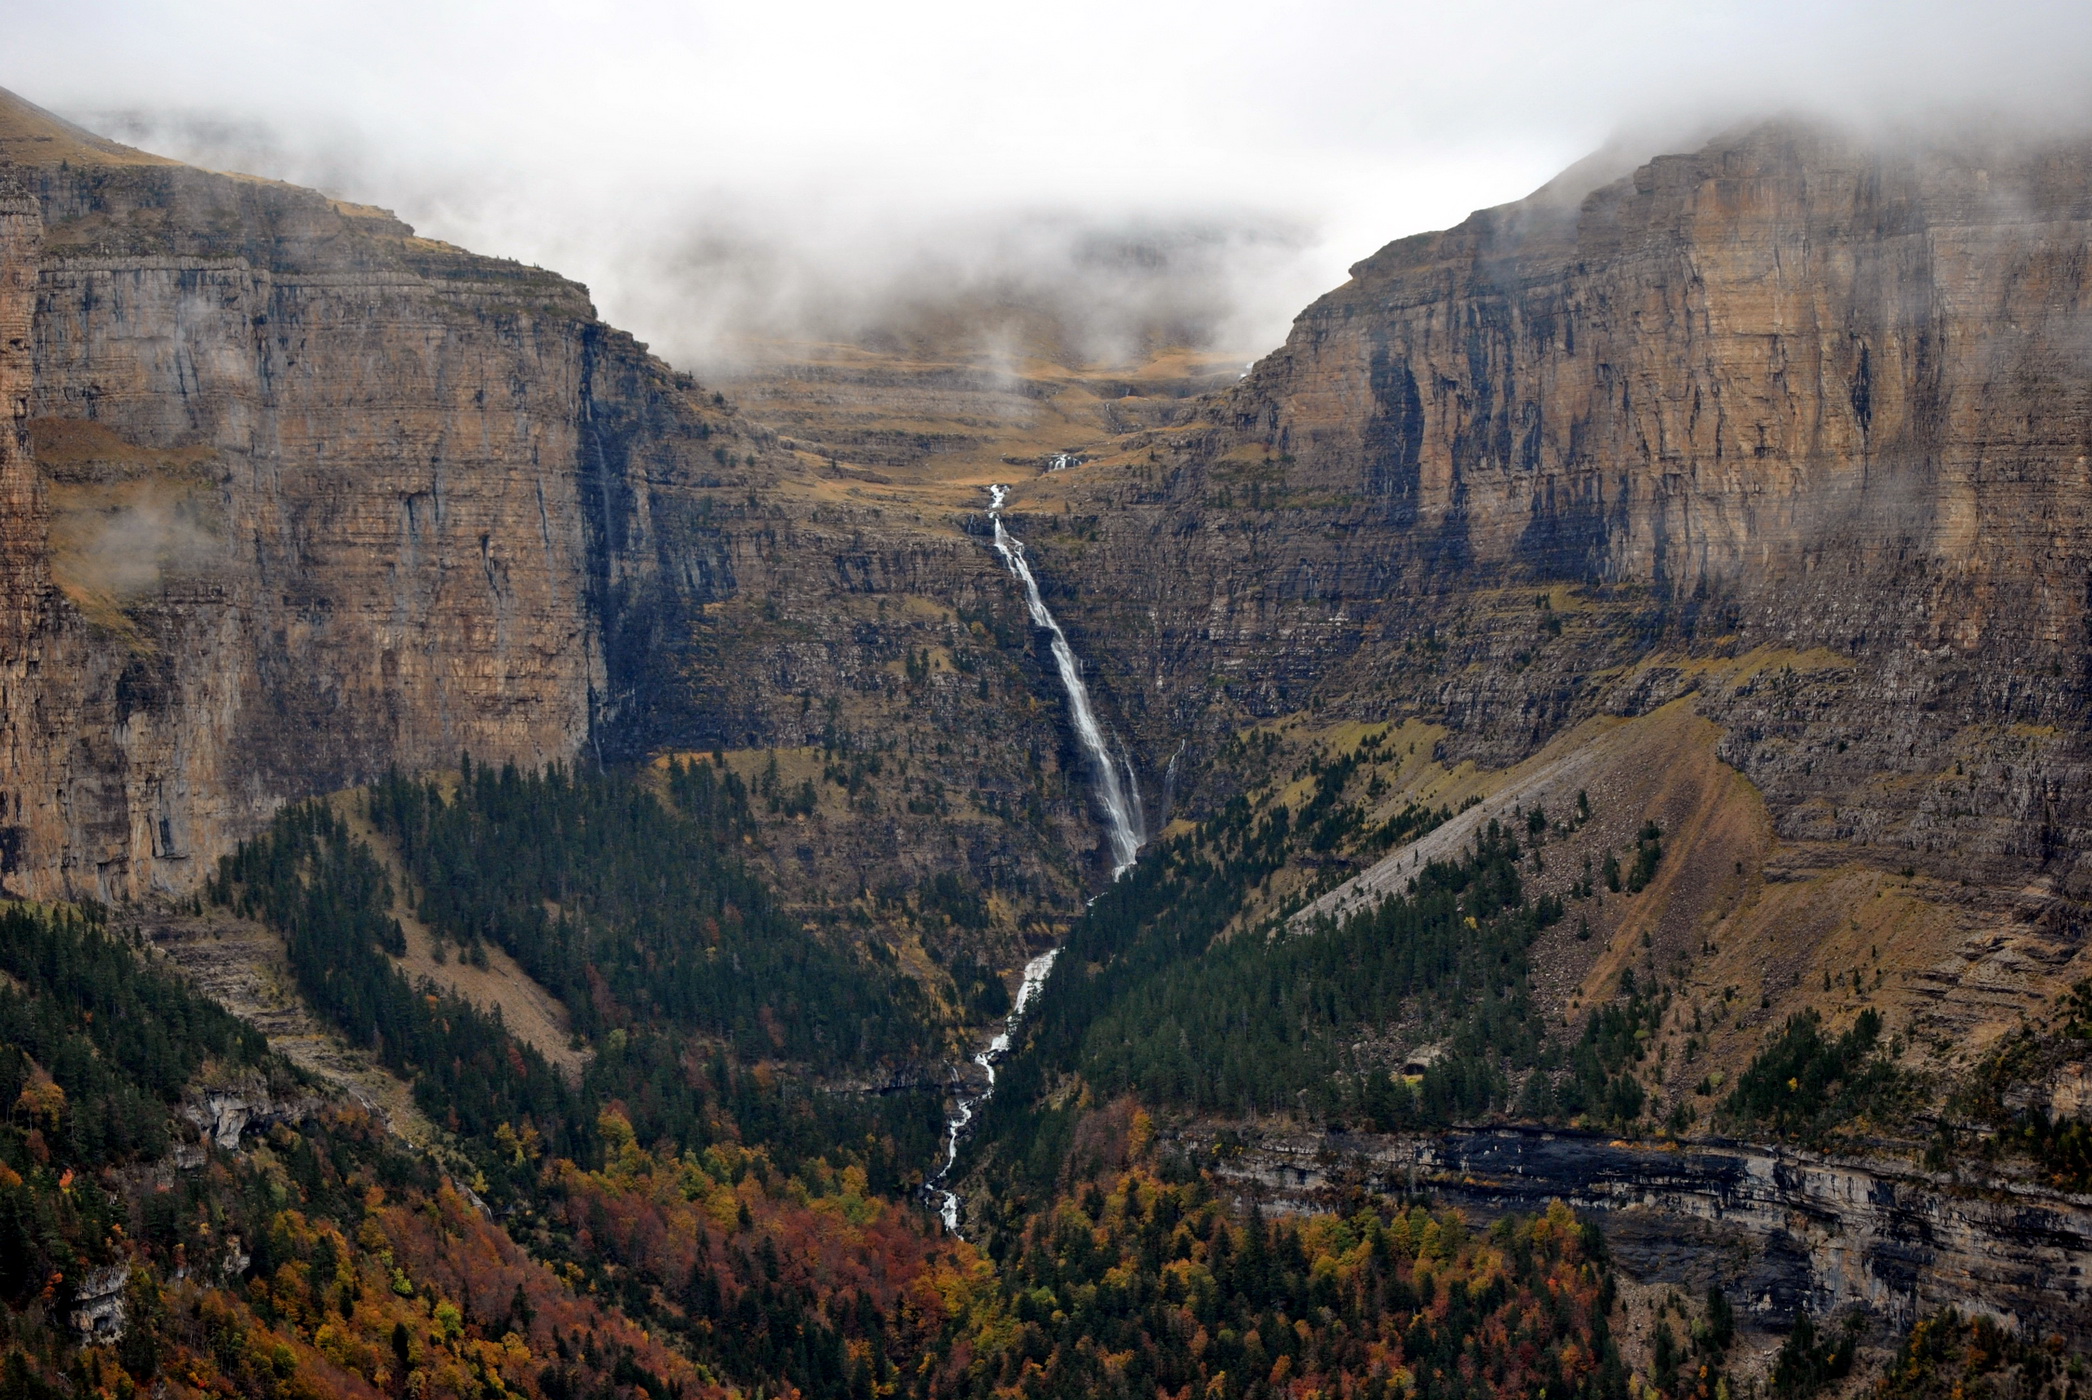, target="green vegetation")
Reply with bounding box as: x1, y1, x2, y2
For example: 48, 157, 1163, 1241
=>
974, 800, 1285, 1191
0, 903, 291, 1310
369, 757, 932, 1068
0, 892, 977, 1400
0, 904, 277, 1172
1874, 1309, 2087, 1399
1070, 817, 1548, 1123
211, 761, 943, 1198
1599, 821, 1662, 895
975, 763, 1686, 1192
1550, 970, 1667, 1129
208, 803, 584, 1156
25, 715, 2032, 1400
946, 949, 1013, 1021
1956, 979, 2092, 1190
1639, 1286, 1738, 1400
916, 870, 991, 935
189, 734, 1657, 1400
1625, 820, 1664, 893
0, 991, 759, 1400
1720, 1009, 1909, 1143
1769, 1311, 1860, 1398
